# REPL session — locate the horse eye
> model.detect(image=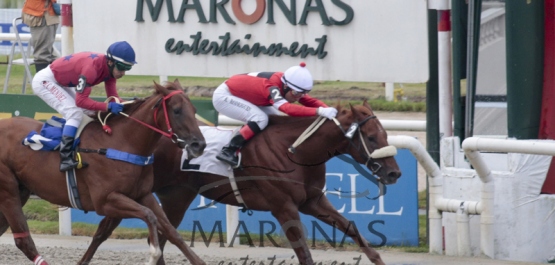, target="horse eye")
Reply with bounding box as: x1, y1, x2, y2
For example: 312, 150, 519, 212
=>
367, 136, 376, 142
173, 108, 182, 115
